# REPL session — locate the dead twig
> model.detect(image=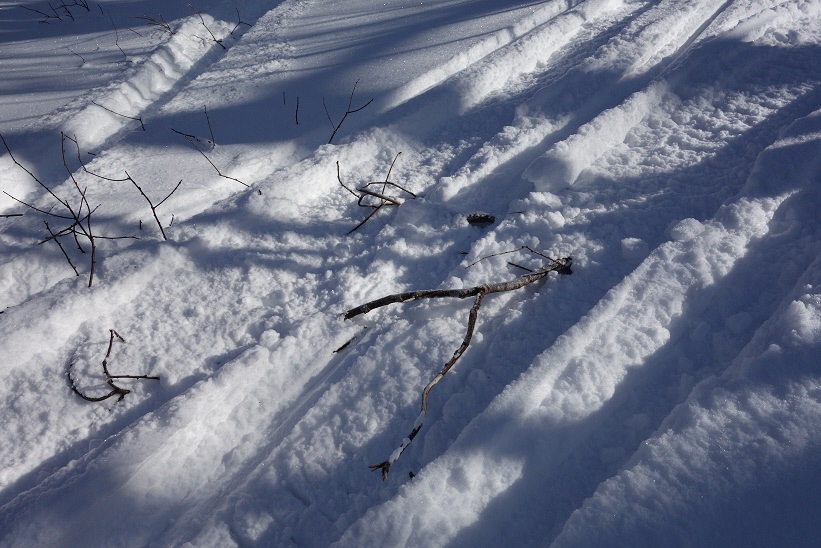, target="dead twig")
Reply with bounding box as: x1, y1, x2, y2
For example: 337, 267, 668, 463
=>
230, 6, 251, 35
108, 11, 128, 62
345, 252, 573, 479
68, 329, 160, 402
337, 152, 415, 234
127, 173, 182, 240
20, 4, 60, 22
90, 100, 144, 131
188, 4, 225, 49
171, 127, 248, 187
130, 13, 174, 34
324, 79, 374, 144
1, 132, 137, 286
